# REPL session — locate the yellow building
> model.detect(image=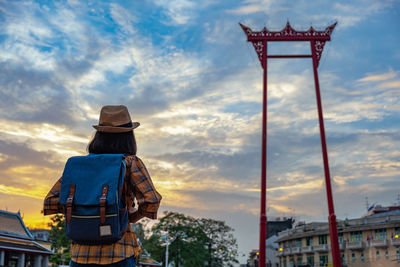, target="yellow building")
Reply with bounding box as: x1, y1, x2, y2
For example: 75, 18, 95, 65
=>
276, 209, 400, 267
